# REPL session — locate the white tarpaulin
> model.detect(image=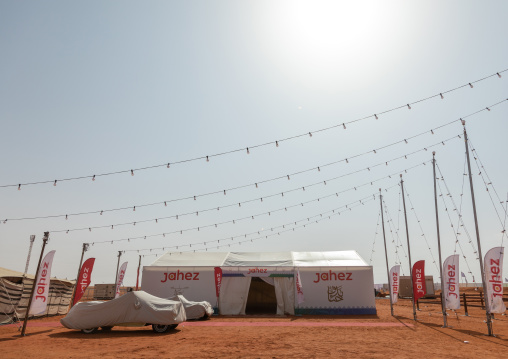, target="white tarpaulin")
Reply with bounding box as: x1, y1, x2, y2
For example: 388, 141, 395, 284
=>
142, 251, 376, 316
443, 254, 460, 310
61, 291, 186, 330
